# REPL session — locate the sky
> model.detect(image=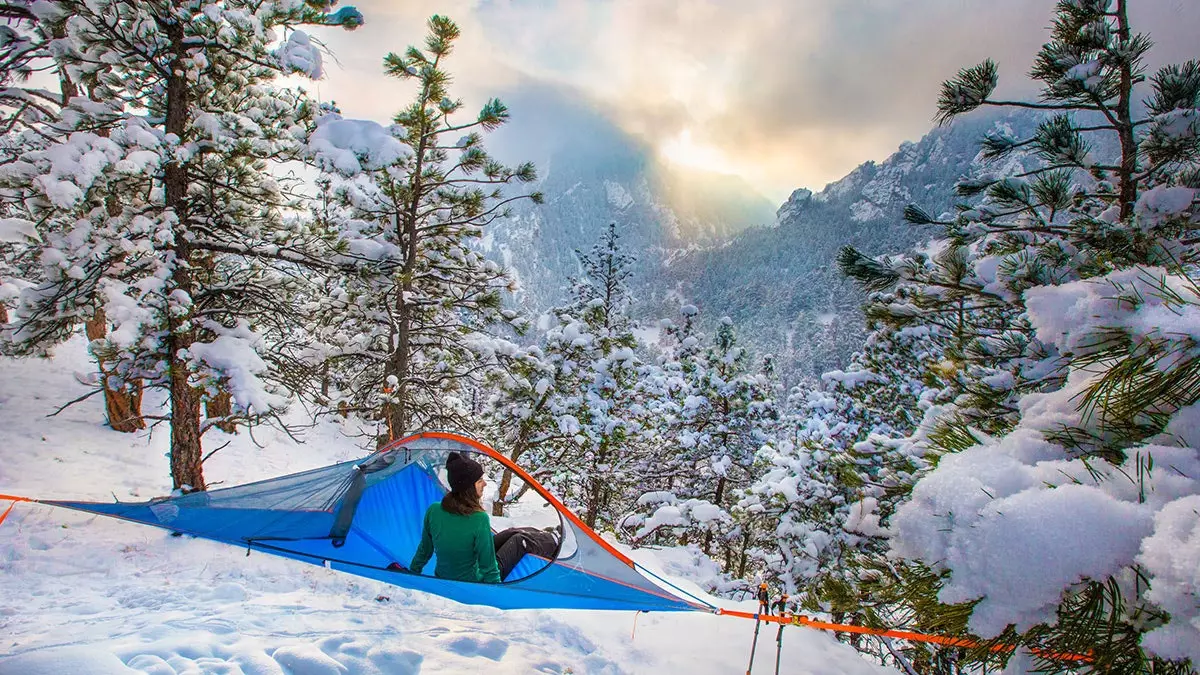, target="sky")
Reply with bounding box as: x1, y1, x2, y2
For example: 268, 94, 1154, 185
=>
309, 0, 1200, 203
